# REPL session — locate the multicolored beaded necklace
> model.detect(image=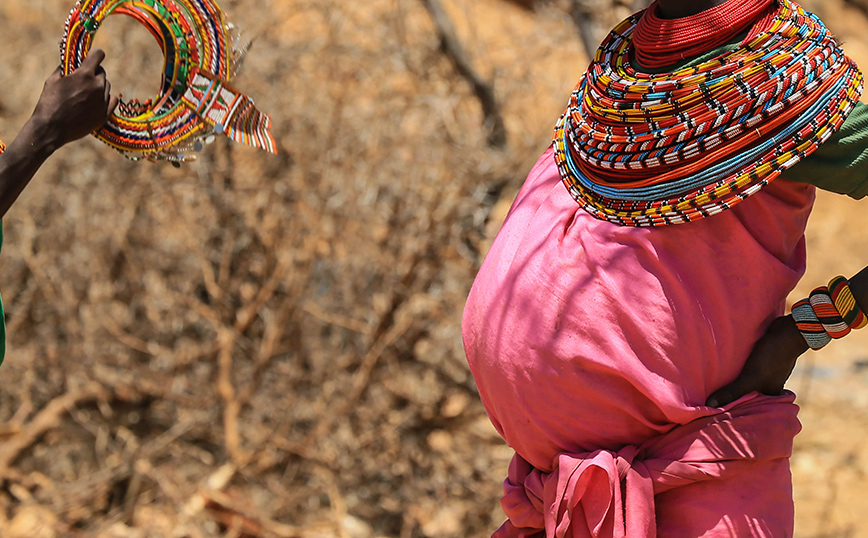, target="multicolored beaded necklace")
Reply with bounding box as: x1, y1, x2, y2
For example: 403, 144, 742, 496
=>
554, 0, 863, 227
61, 0, 276, 164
